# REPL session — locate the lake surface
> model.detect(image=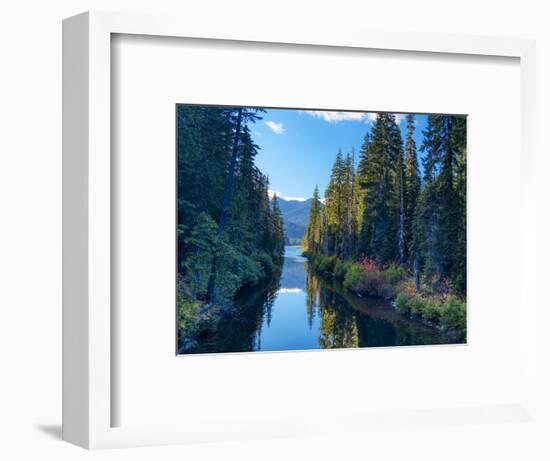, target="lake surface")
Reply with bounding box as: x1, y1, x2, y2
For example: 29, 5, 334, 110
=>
187, 246, 449, 354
